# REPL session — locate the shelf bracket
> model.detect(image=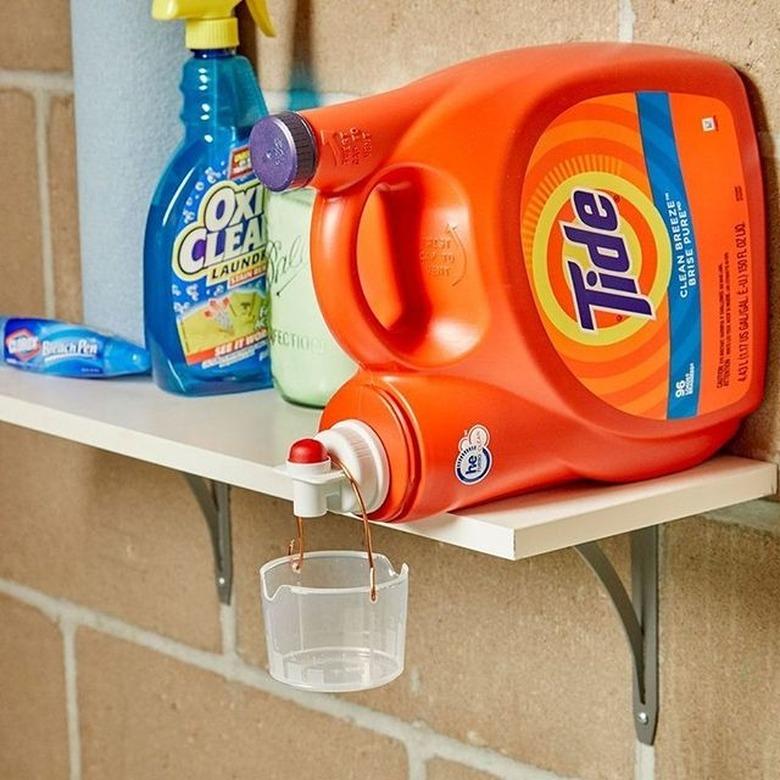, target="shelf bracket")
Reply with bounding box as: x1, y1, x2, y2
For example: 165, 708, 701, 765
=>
574, 525, 658, 745
183, 474, 233, 605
